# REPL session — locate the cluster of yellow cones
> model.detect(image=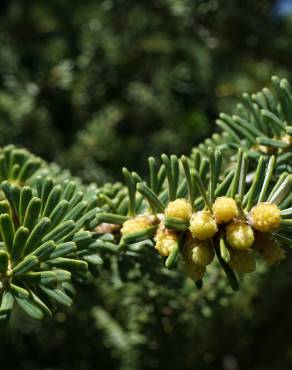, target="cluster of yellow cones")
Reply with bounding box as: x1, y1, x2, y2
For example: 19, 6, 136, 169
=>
121, 197, 285, 282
